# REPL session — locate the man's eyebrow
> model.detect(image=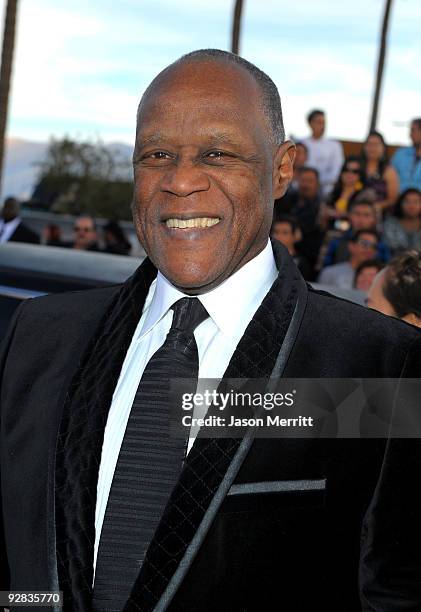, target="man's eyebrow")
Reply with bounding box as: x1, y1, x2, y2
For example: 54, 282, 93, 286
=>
203, 131, 240, 144
135, 131, 243, 148
136, 133, 165, 146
